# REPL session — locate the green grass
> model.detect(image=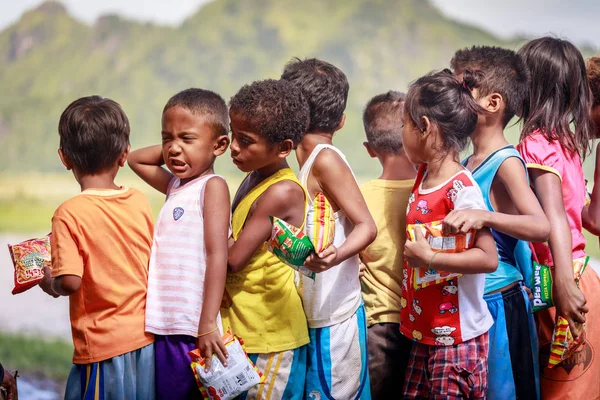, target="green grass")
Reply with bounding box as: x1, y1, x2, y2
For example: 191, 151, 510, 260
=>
0, 331, 72, 380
